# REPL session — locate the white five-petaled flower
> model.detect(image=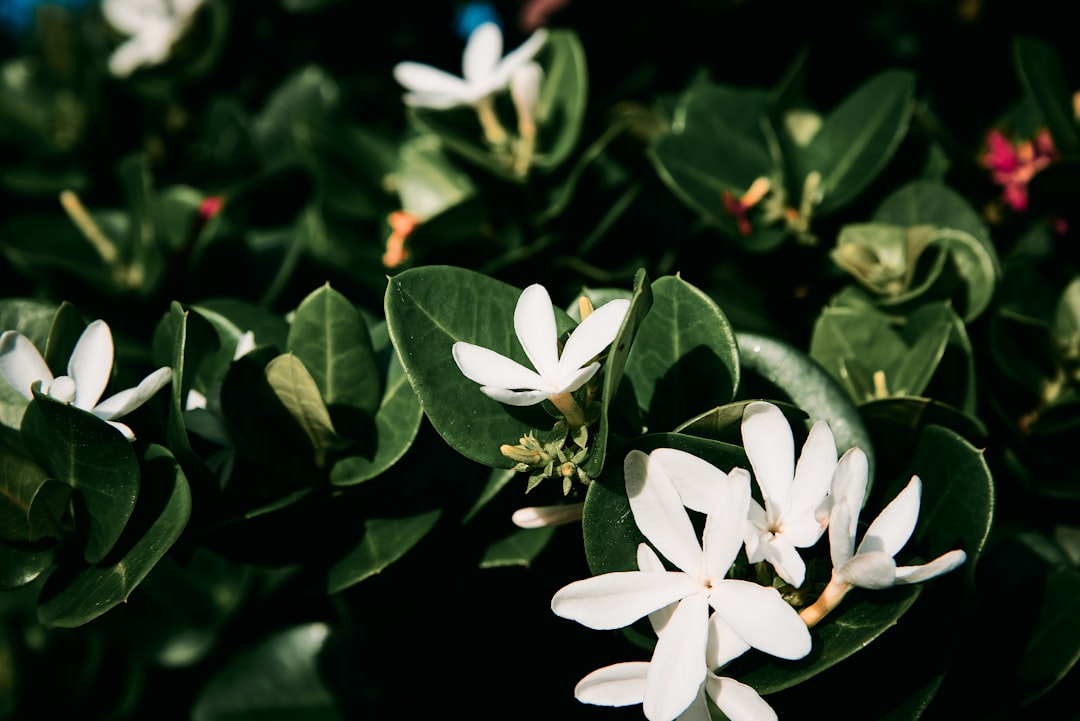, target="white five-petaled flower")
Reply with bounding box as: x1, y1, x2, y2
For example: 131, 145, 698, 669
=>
741, 401, 837, 588
551, 449, 811, 721
102, 0, 207, 77
393, 22, 548, 109
452, 283, 629, 407
0, 320, 172, 441
829, 447, 967, 590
